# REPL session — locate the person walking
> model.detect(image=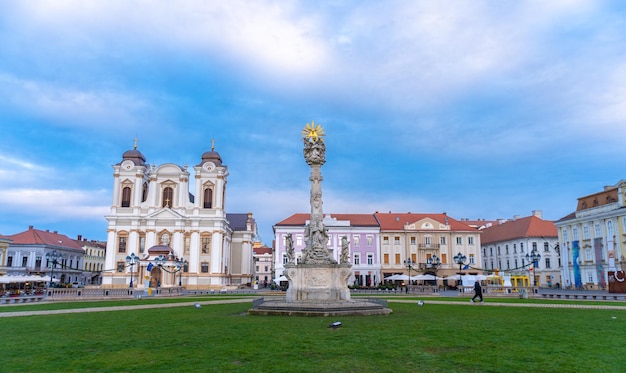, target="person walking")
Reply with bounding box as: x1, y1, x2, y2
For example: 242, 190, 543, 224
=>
470, 280, 483, 303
